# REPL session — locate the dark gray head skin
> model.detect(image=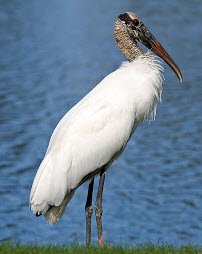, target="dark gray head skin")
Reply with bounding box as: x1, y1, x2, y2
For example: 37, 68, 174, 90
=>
118, 12, 183, 82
